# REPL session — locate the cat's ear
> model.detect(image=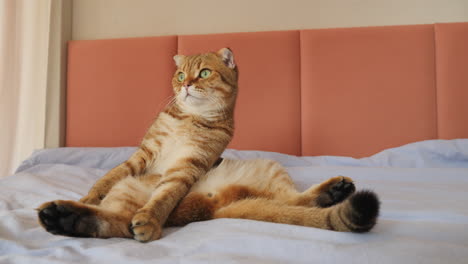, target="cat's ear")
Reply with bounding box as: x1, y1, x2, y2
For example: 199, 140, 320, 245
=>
217, 48, 236, 69
173, 55, 185, 67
